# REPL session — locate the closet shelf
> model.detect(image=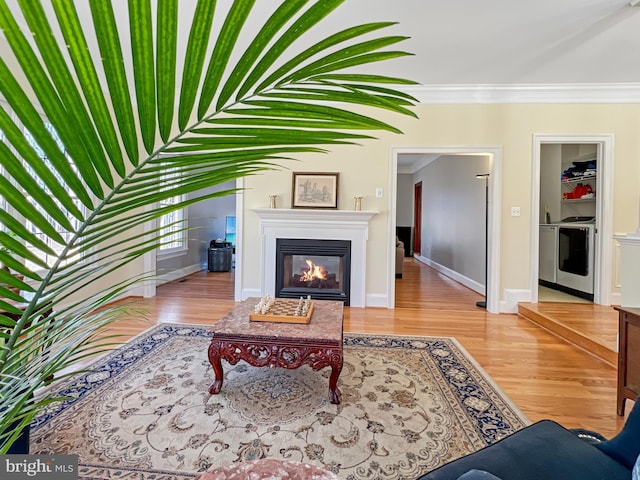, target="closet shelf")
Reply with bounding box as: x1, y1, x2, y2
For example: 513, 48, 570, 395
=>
561, 175, 596, 184
562, 197, 596, 203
